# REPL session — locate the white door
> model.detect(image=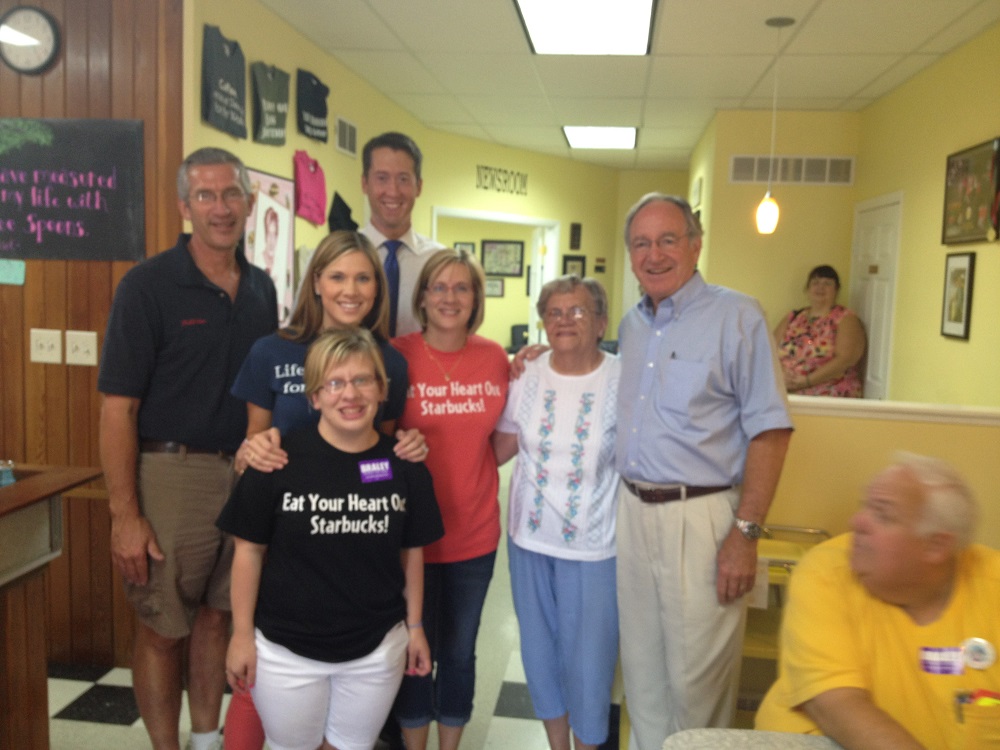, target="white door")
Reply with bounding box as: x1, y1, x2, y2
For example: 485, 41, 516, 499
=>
849, 193, 902, 400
